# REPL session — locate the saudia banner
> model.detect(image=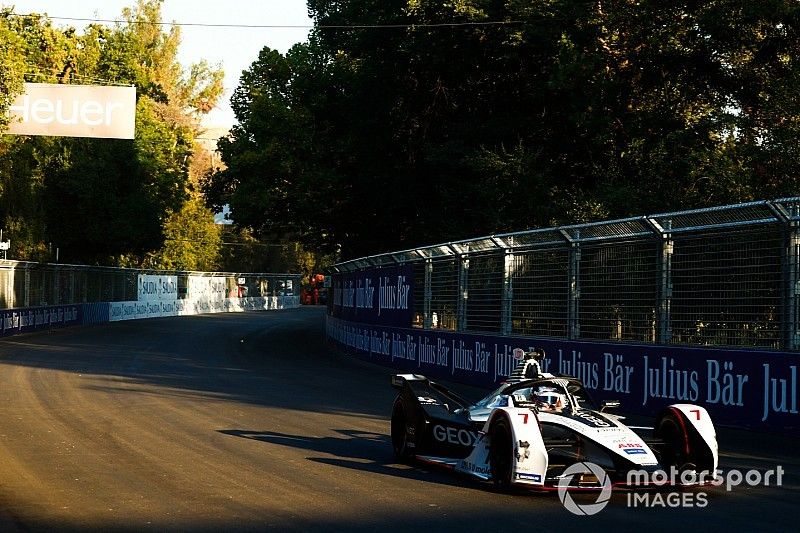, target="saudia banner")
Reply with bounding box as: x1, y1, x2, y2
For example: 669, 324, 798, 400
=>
326, 316, 799, 435
109, 296, 298, 321
138, 275, 178, 302
5, 83, 136, 139
329, 265, 413, 327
